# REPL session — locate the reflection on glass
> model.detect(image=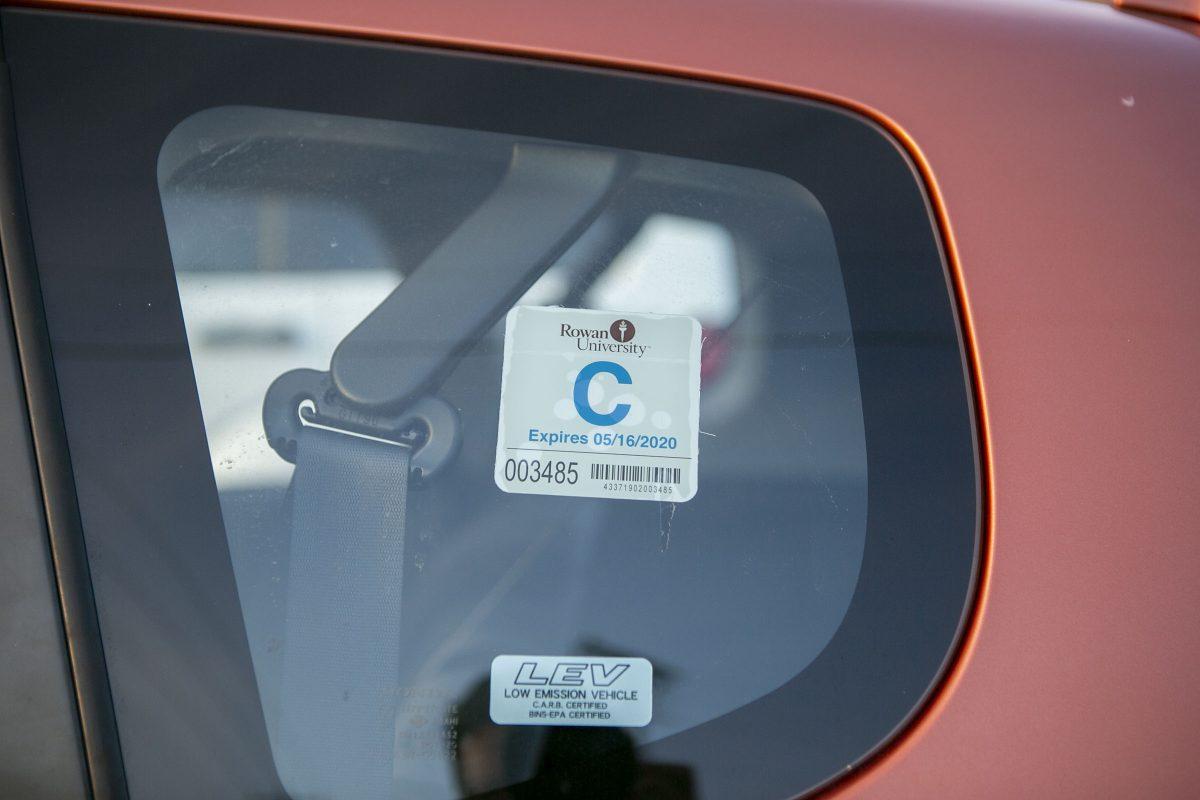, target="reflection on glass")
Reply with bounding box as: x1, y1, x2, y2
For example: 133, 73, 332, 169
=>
159, 106, 866, 799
